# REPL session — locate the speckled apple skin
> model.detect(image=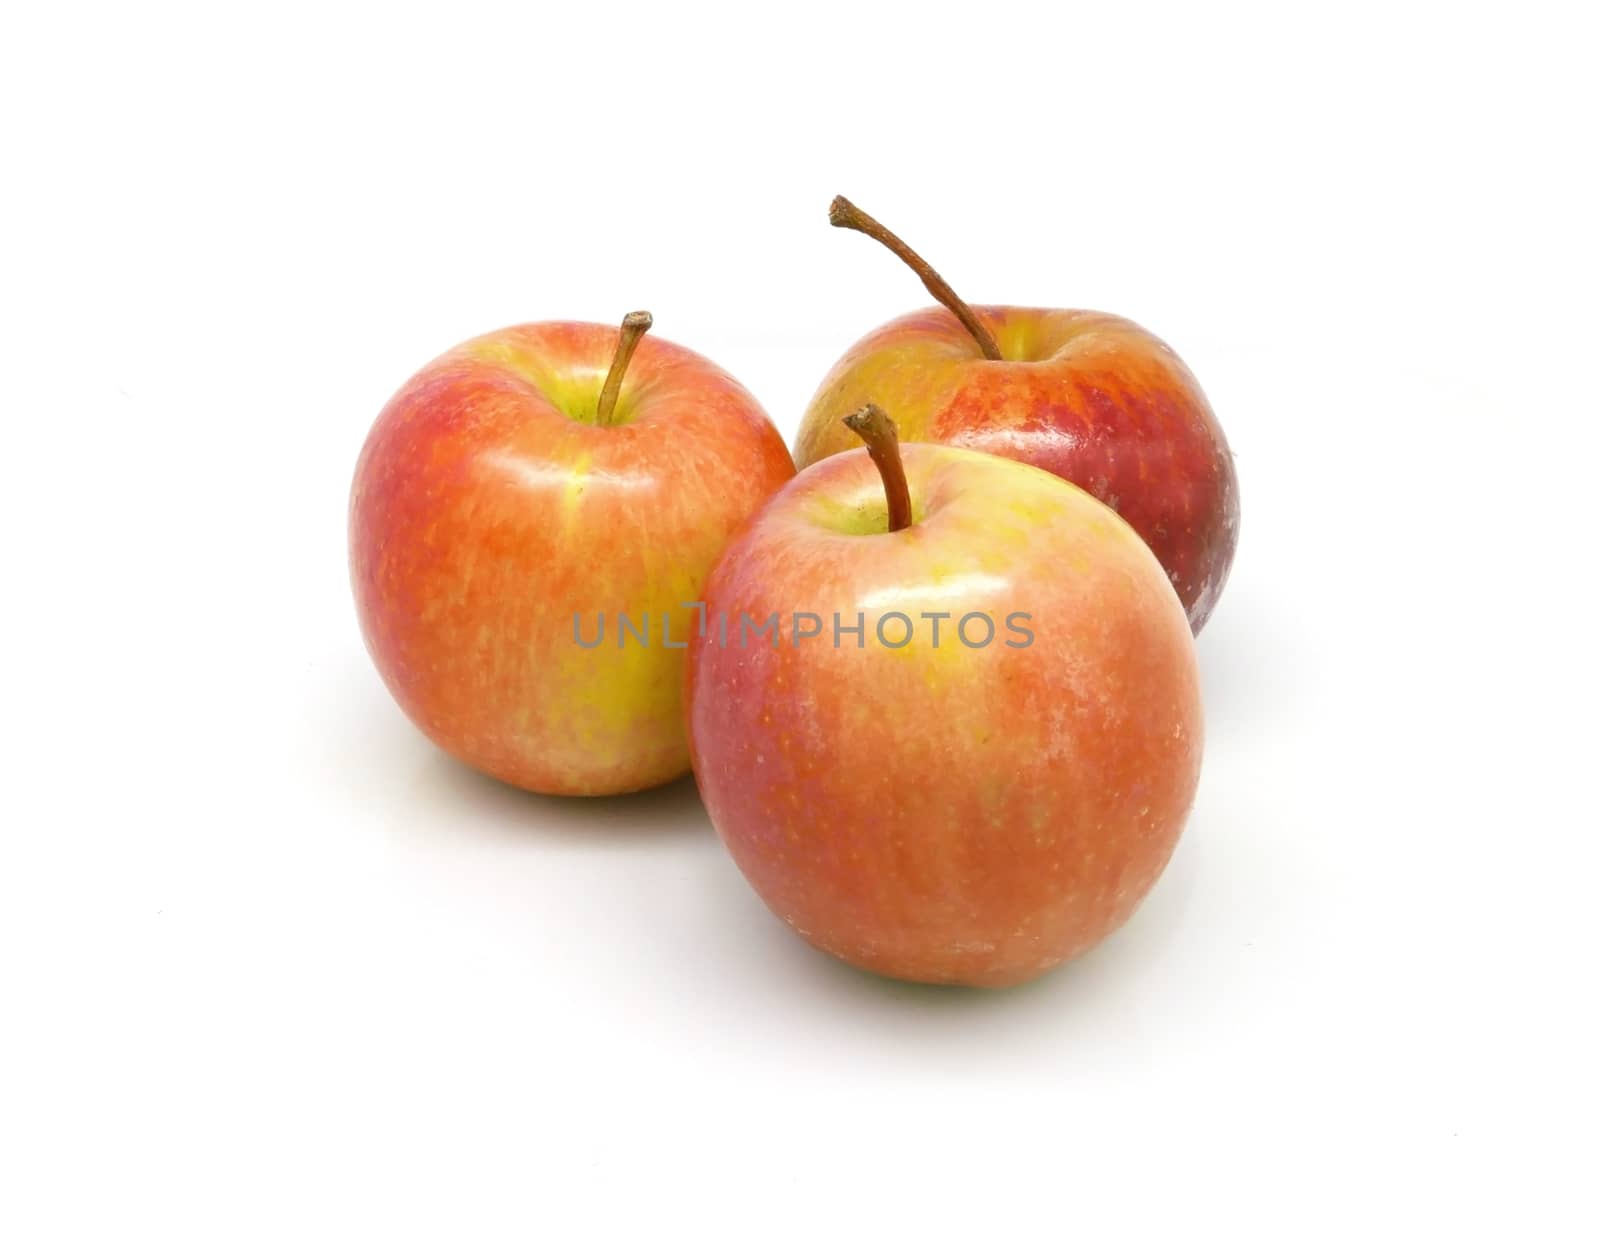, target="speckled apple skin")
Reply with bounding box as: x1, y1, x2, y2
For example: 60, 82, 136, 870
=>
793, 307, 1239, 633
350, 322, 794, 796
687, 444, 1203, 987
